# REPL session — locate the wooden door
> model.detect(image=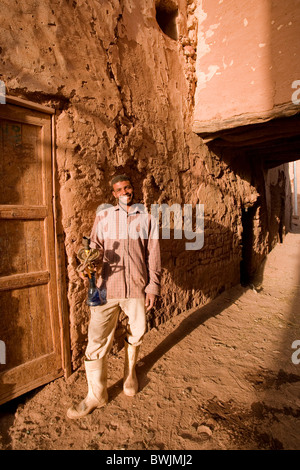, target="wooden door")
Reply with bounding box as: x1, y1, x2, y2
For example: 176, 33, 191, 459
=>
0, 100, 64, 405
